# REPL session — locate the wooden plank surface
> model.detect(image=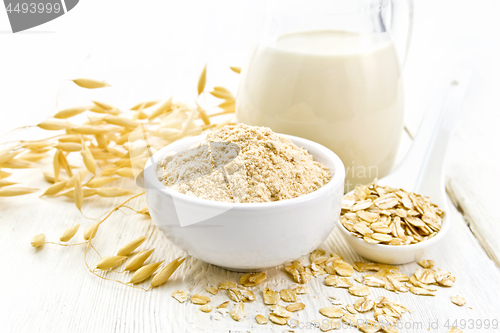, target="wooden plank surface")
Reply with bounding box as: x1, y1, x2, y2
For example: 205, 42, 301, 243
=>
403, 0, 500, 266
2, 177, 500, 332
